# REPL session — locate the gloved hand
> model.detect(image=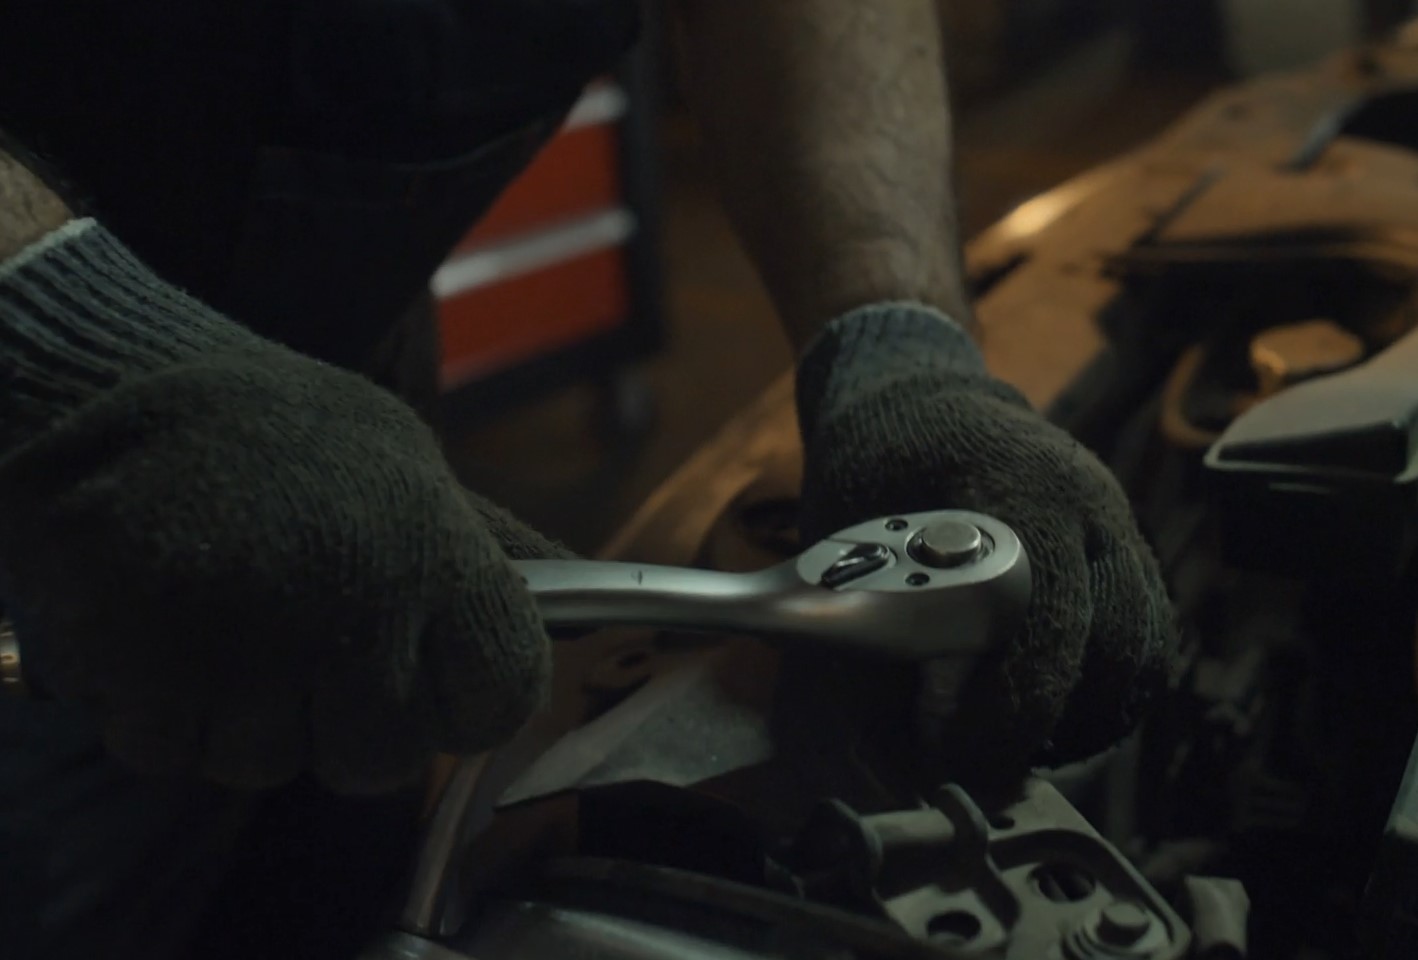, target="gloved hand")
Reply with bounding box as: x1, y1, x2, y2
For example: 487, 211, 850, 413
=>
796, 303, 1175, 784
0, 221, 564, 794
